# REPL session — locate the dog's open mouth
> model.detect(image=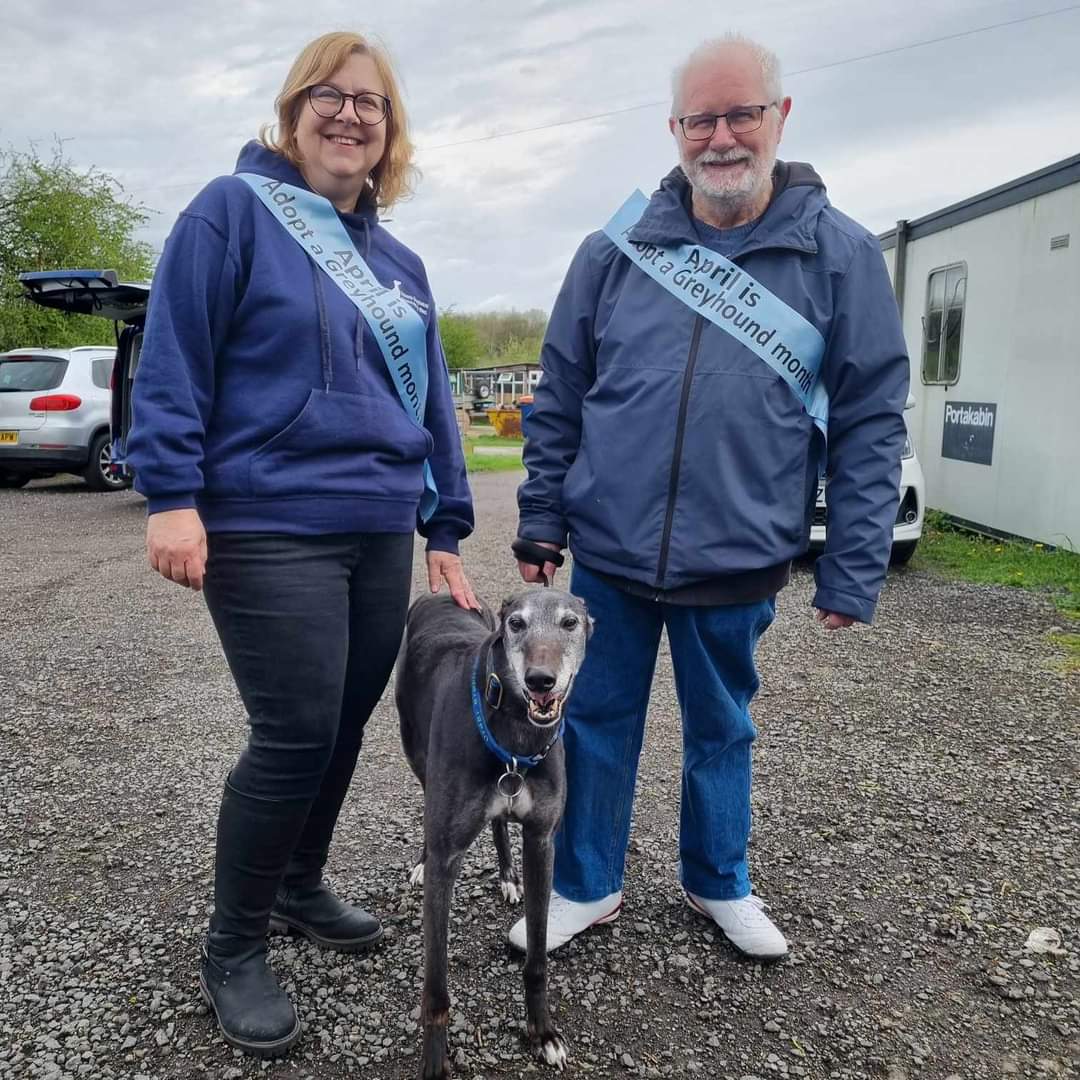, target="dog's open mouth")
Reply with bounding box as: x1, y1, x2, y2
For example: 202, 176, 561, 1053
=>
527, 691, 565, 725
